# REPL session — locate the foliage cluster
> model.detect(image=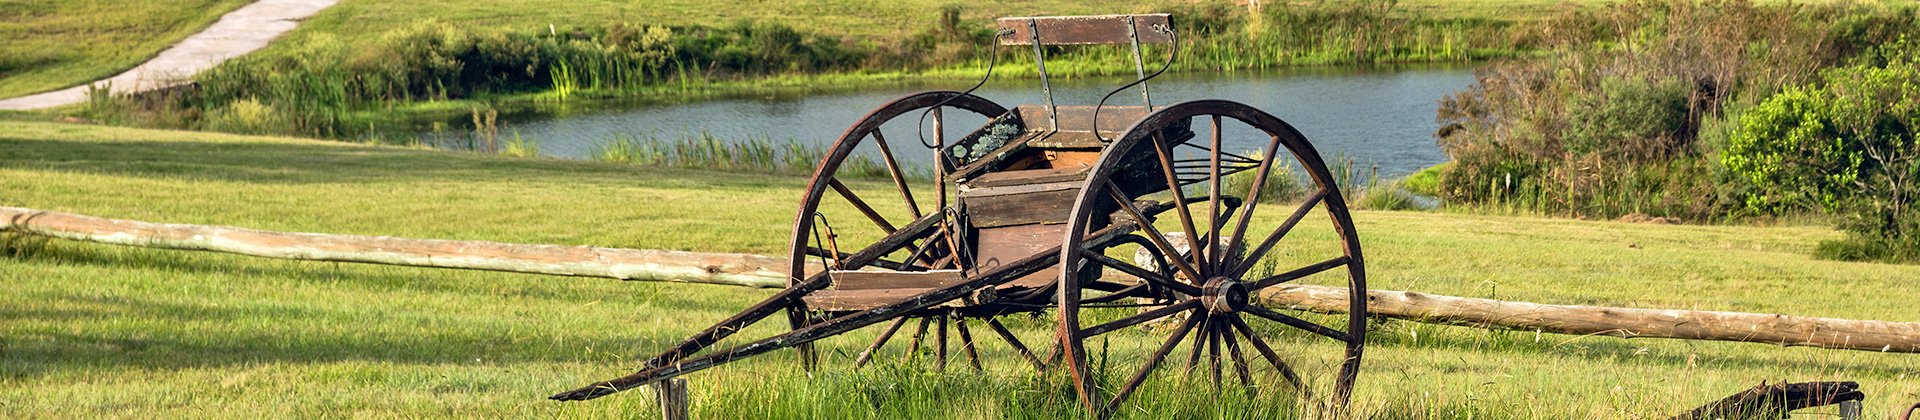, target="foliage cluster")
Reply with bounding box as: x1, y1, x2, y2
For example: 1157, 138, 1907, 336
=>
1725, 41, 1920, 261
1433, 0, 1917, 224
